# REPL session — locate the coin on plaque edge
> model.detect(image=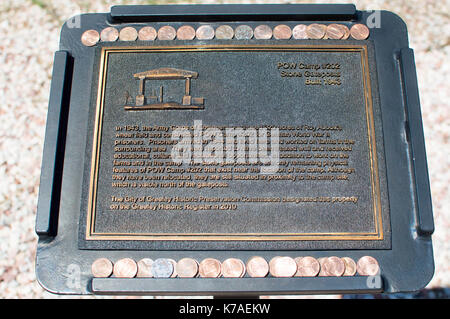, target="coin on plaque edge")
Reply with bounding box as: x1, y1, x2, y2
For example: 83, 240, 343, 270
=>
215, 25, 234, 39
199, 258, 222, 278
100, 27, 119, 42
196, 25, 215, 40
119, 27, 138, 41
350, 23, 370, 40
235, 25, 254, 40
138, 26, 157, 41
177, 25, 196, 40
136, 258, 154, 277
157, 26, 177, 40
292, 24, 308, 39
91, 258, 113, 278
113, 258, 138, 278
246, 256, 269, 278
176, 258, 199, 278
81, 30, 100, 46
222, 258, 245, 278
254, 25, 273, 39
341, 257, 357, 276
357, 256, 380, 276
273, 24, 292, 40
152, 258, 174, 278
